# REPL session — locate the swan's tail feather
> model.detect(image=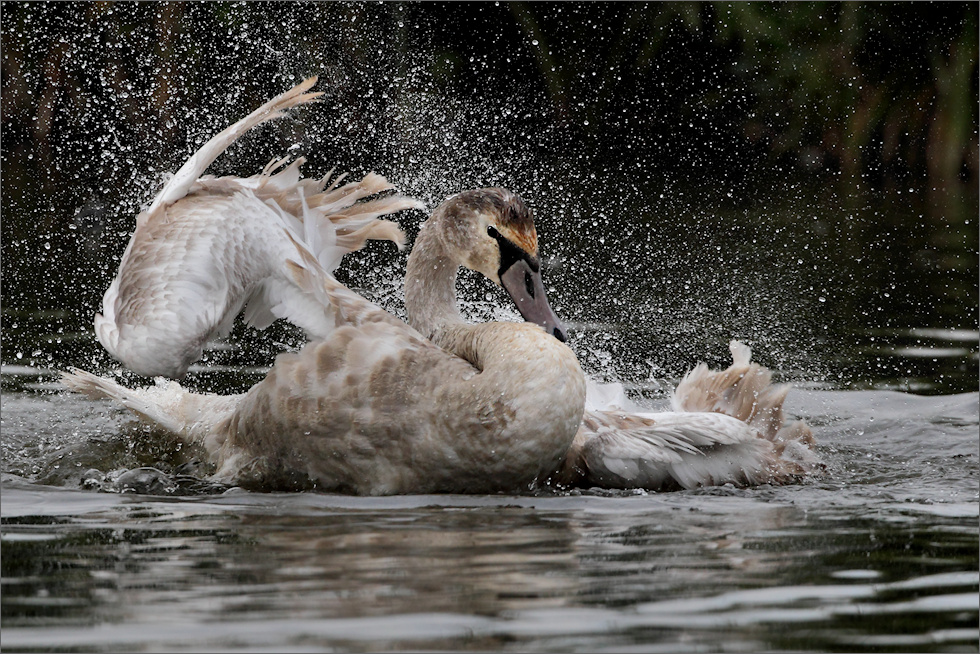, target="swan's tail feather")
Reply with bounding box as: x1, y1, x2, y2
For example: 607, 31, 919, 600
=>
61, 369, 239, 455
62, 368, 185, 435
673, 340, 803, 442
